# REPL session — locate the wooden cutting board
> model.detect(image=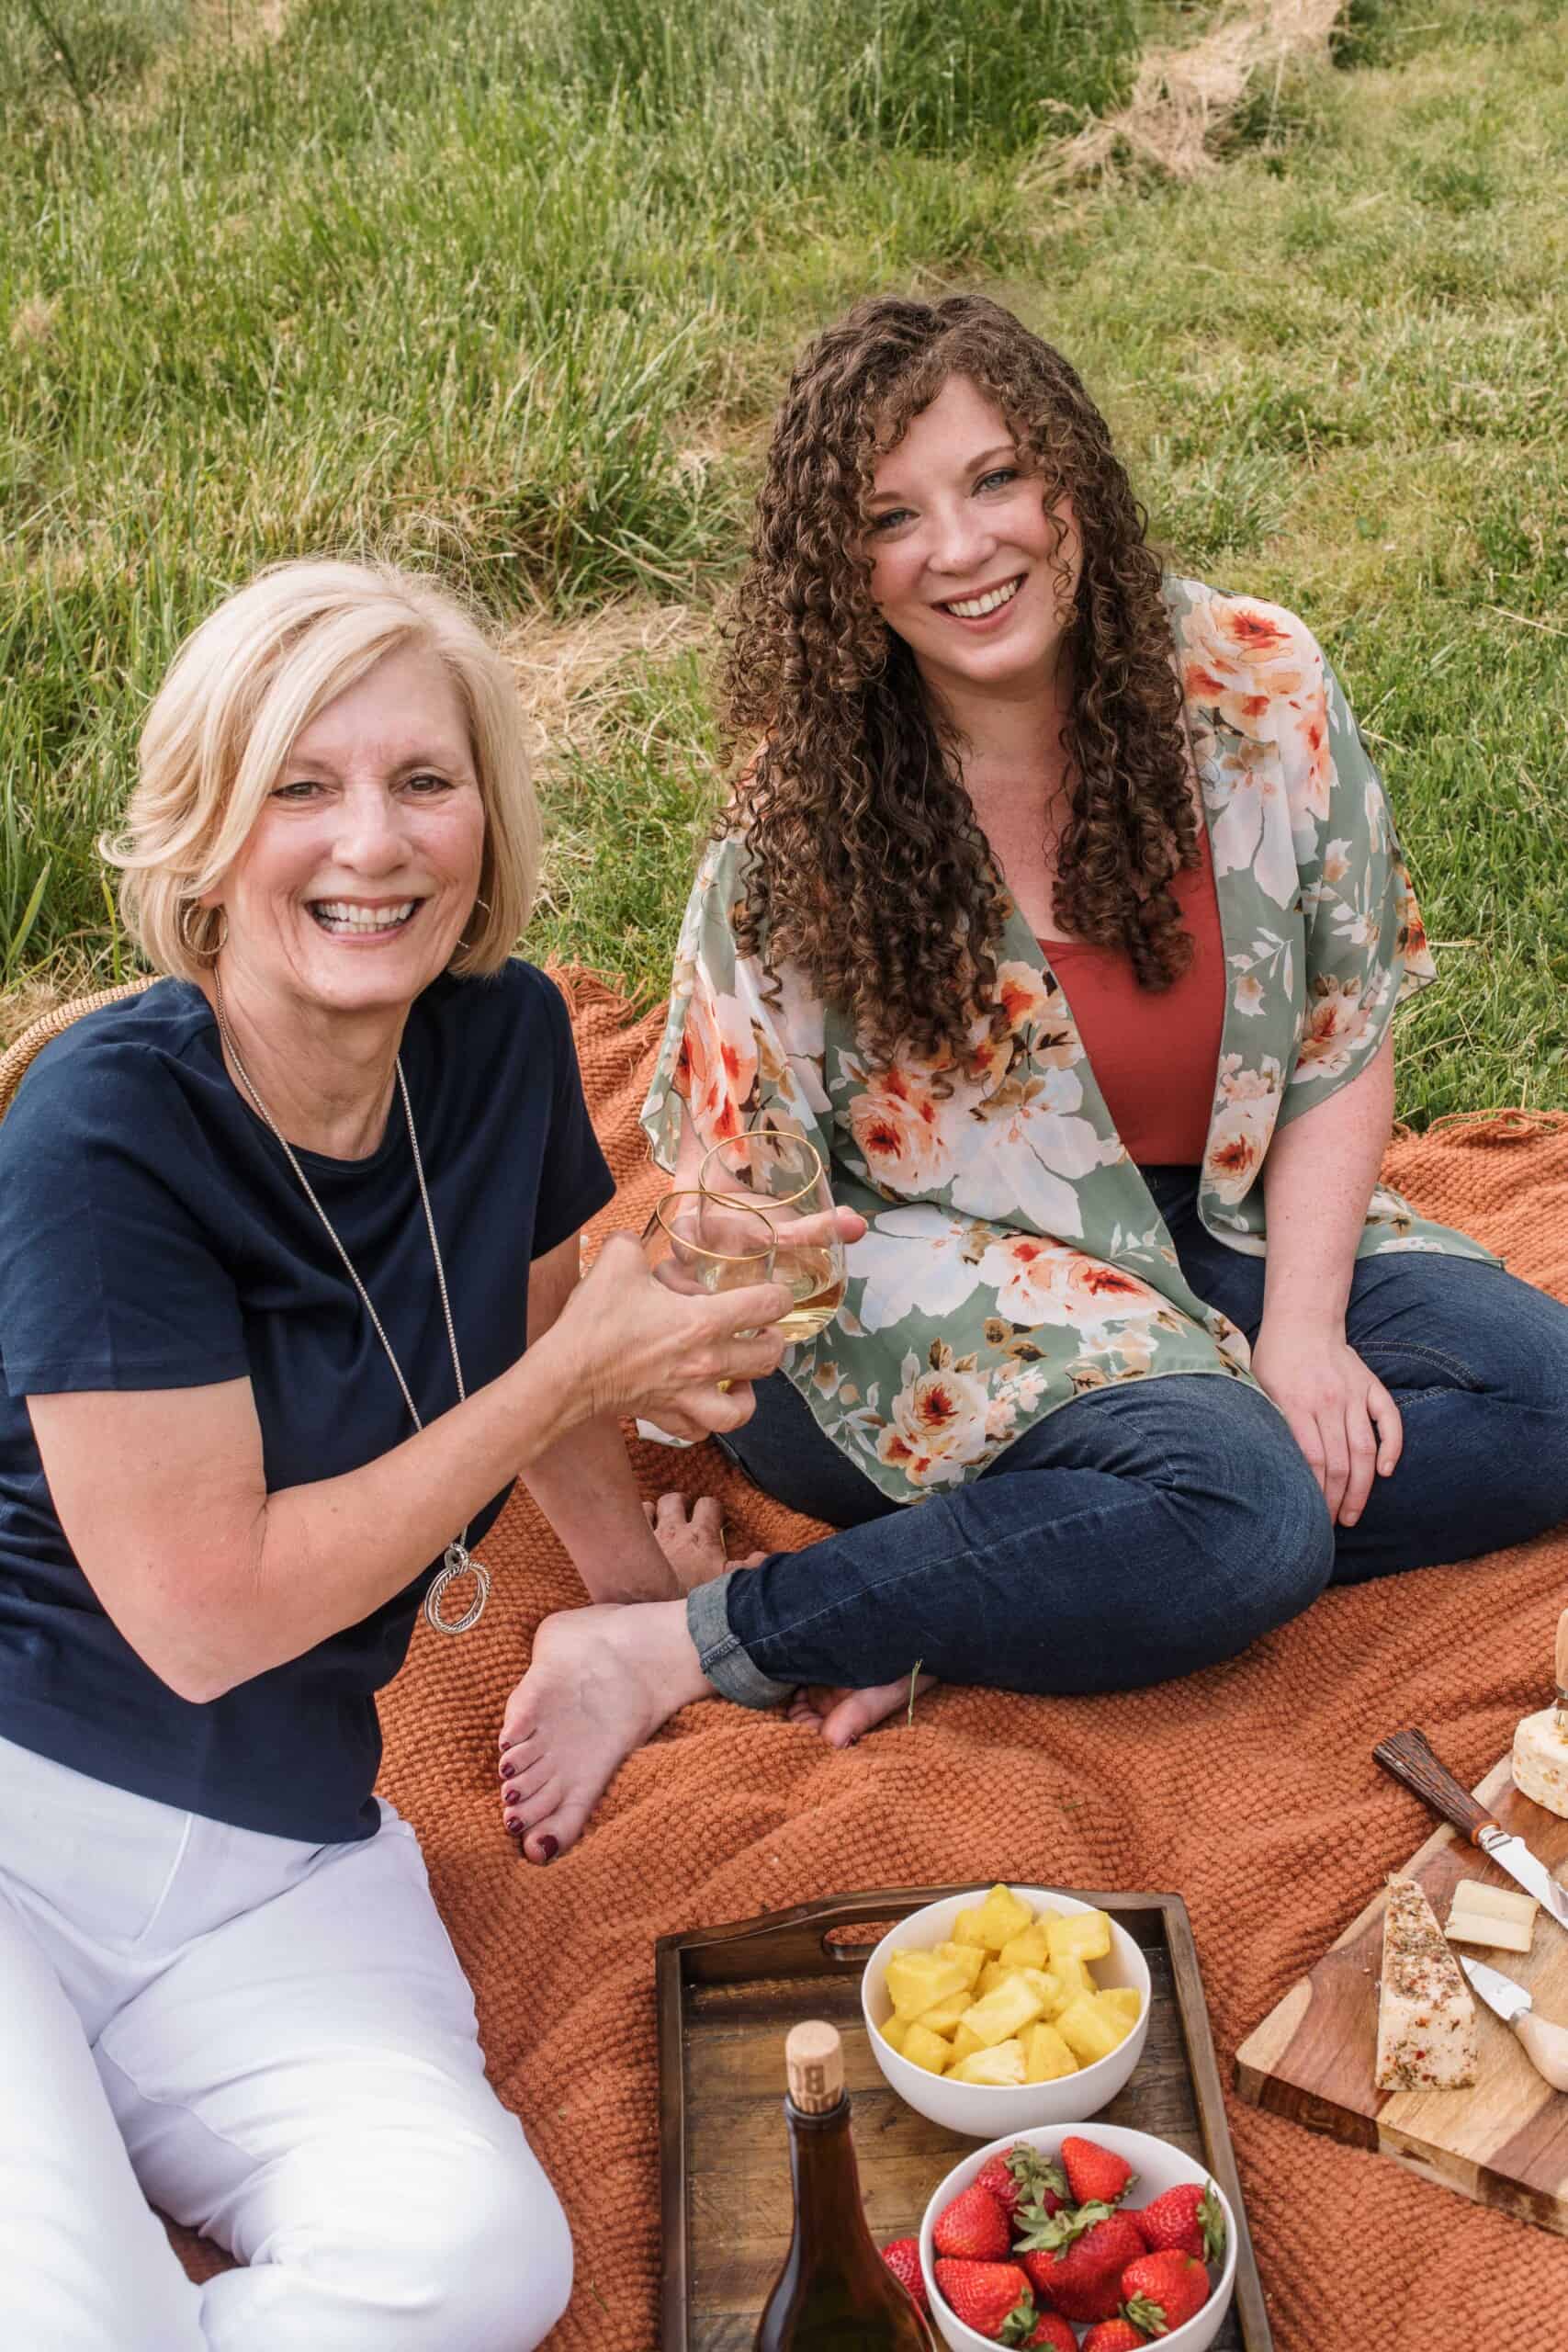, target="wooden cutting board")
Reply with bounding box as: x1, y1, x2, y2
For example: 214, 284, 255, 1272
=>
1234, 1749, 1568, 2234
